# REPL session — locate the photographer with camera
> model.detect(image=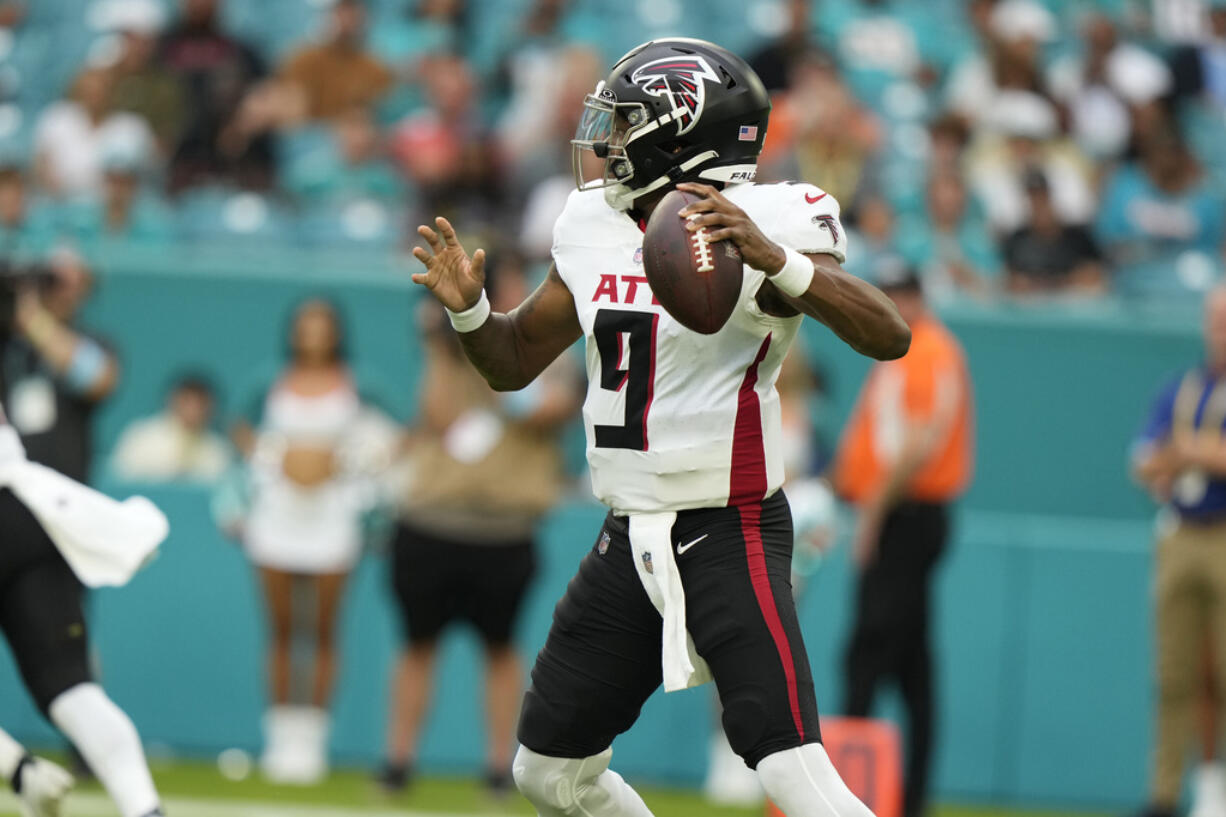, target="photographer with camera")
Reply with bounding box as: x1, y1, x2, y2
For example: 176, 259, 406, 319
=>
1, 246, 118, 483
